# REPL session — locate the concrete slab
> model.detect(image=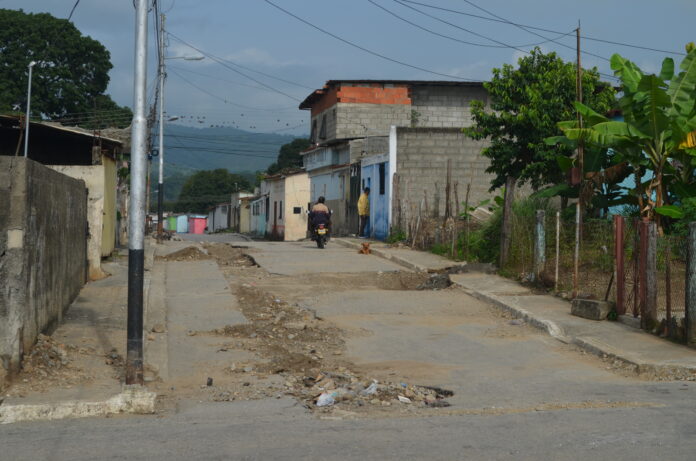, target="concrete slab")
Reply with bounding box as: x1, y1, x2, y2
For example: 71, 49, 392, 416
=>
245, 241, 405, 275
334, 238, 455, 272
453, 273, 696, 378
